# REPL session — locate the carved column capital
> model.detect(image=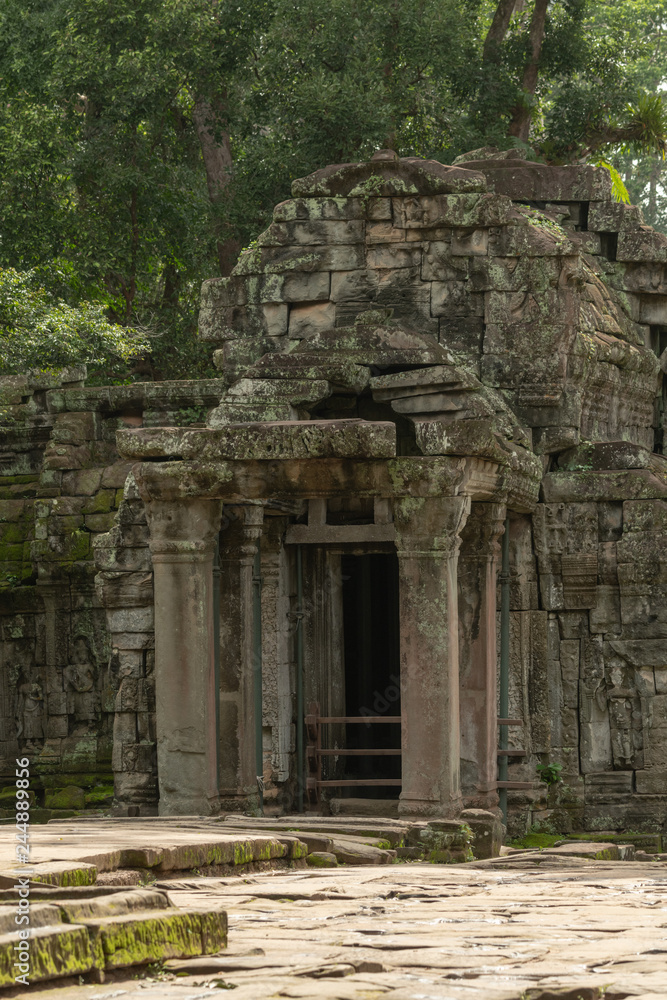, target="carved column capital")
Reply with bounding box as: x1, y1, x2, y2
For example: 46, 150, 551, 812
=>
460, 502, 507, 563
393, 495, 471, 558
146, 499, 222, 562
242, 505, 265, 564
